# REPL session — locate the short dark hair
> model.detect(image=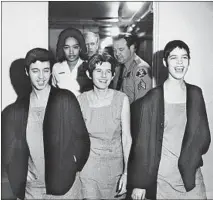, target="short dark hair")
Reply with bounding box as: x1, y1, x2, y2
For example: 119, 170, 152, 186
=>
113, 33, 138, 50
56, 27, 87, 62
163, 40, 191, 62
88, 52, 116, 78
25, 48, 54, 73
